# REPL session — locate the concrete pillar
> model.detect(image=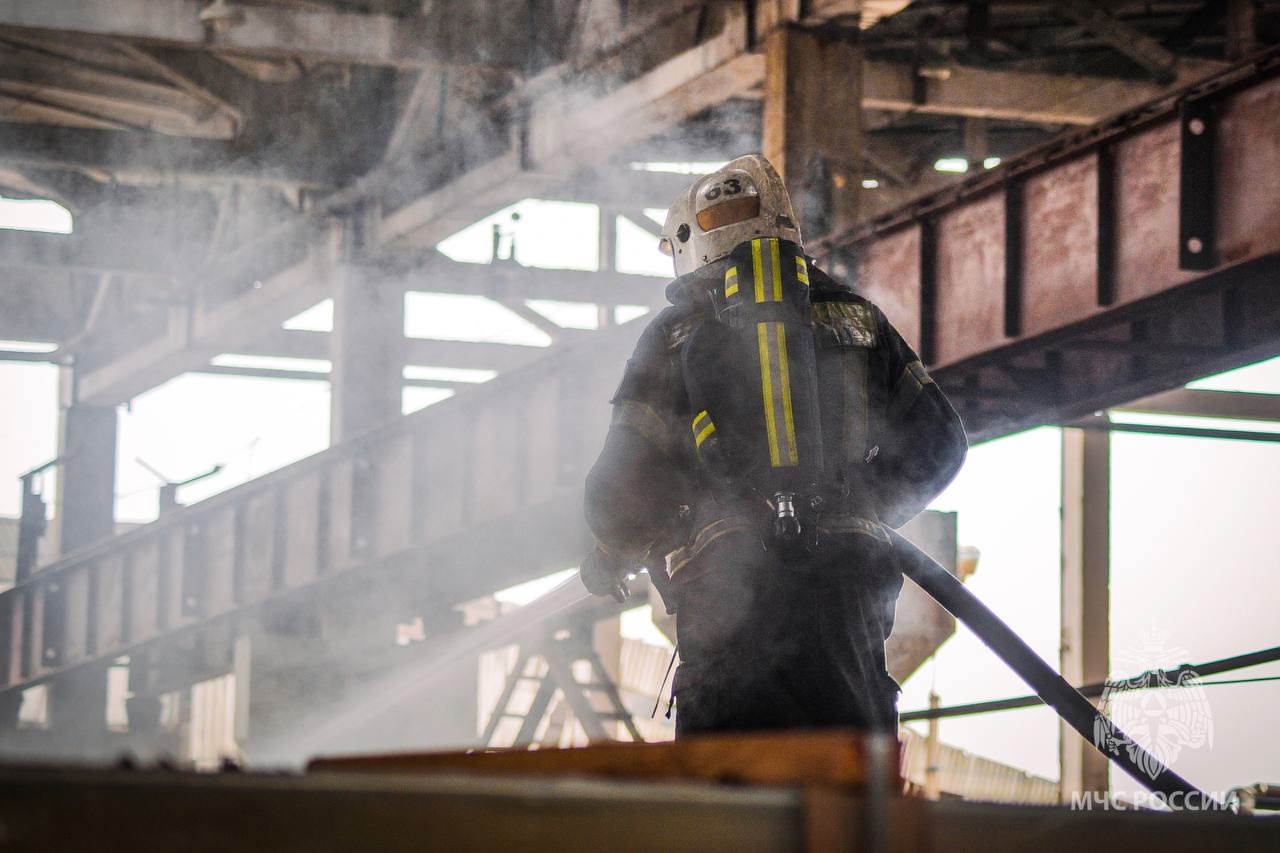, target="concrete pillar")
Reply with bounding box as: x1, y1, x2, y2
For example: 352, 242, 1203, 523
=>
597, 206, 616, 330
52, 367, 118, 558
46, 662, 108, 744
125, 649, 165, 734
329, 215, 406, 444
1060, 423, 1111, 799
762, 24, 862, 240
